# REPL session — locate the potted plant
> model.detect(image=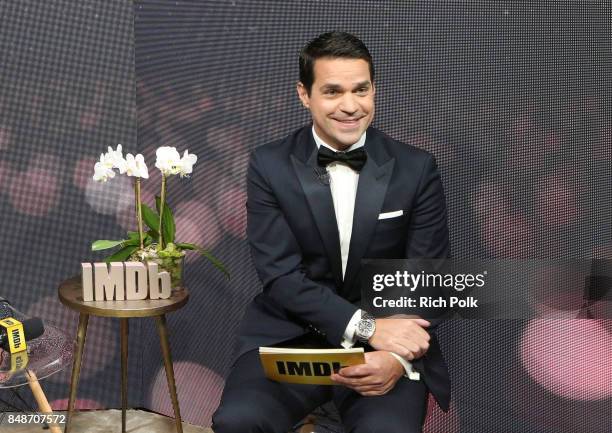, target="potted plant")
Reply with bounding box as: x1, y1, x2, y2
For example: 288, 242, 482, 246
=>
91, 145, 229, 289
